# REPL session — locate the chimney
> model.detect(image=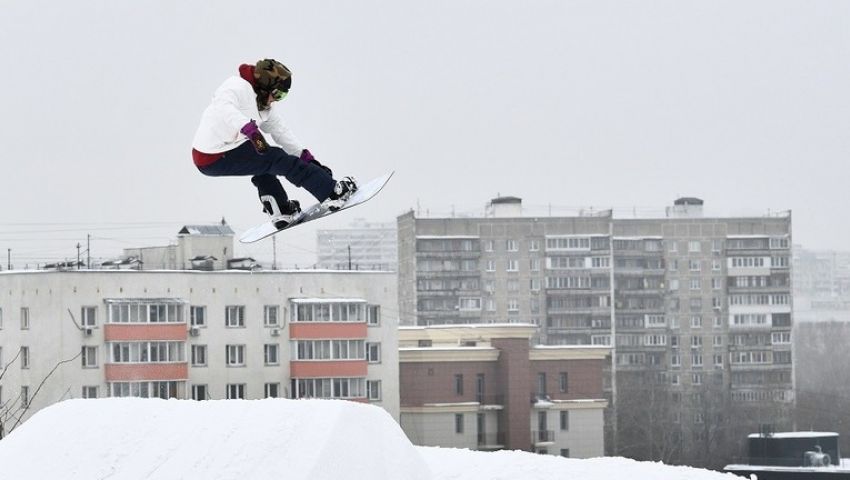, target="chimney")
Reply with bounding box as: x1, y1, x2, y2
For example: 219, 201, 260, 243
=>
486, 196, 522, 218
666, 197, 704, 218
